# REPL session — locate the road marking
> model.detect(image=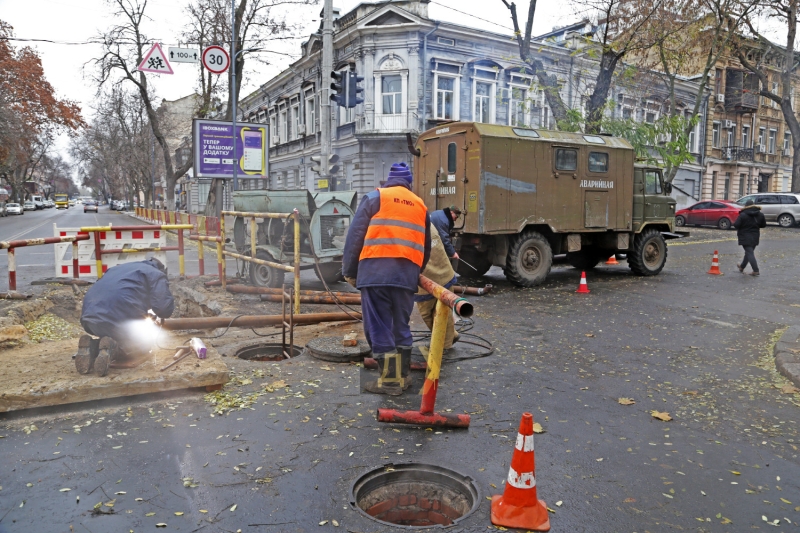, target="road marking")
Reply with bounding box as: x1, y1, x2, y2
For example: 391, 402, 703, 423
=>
670, 238, 737, 247
3, 217, 57, 242
690, 316, 737, 328
17, 264, 48, 267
